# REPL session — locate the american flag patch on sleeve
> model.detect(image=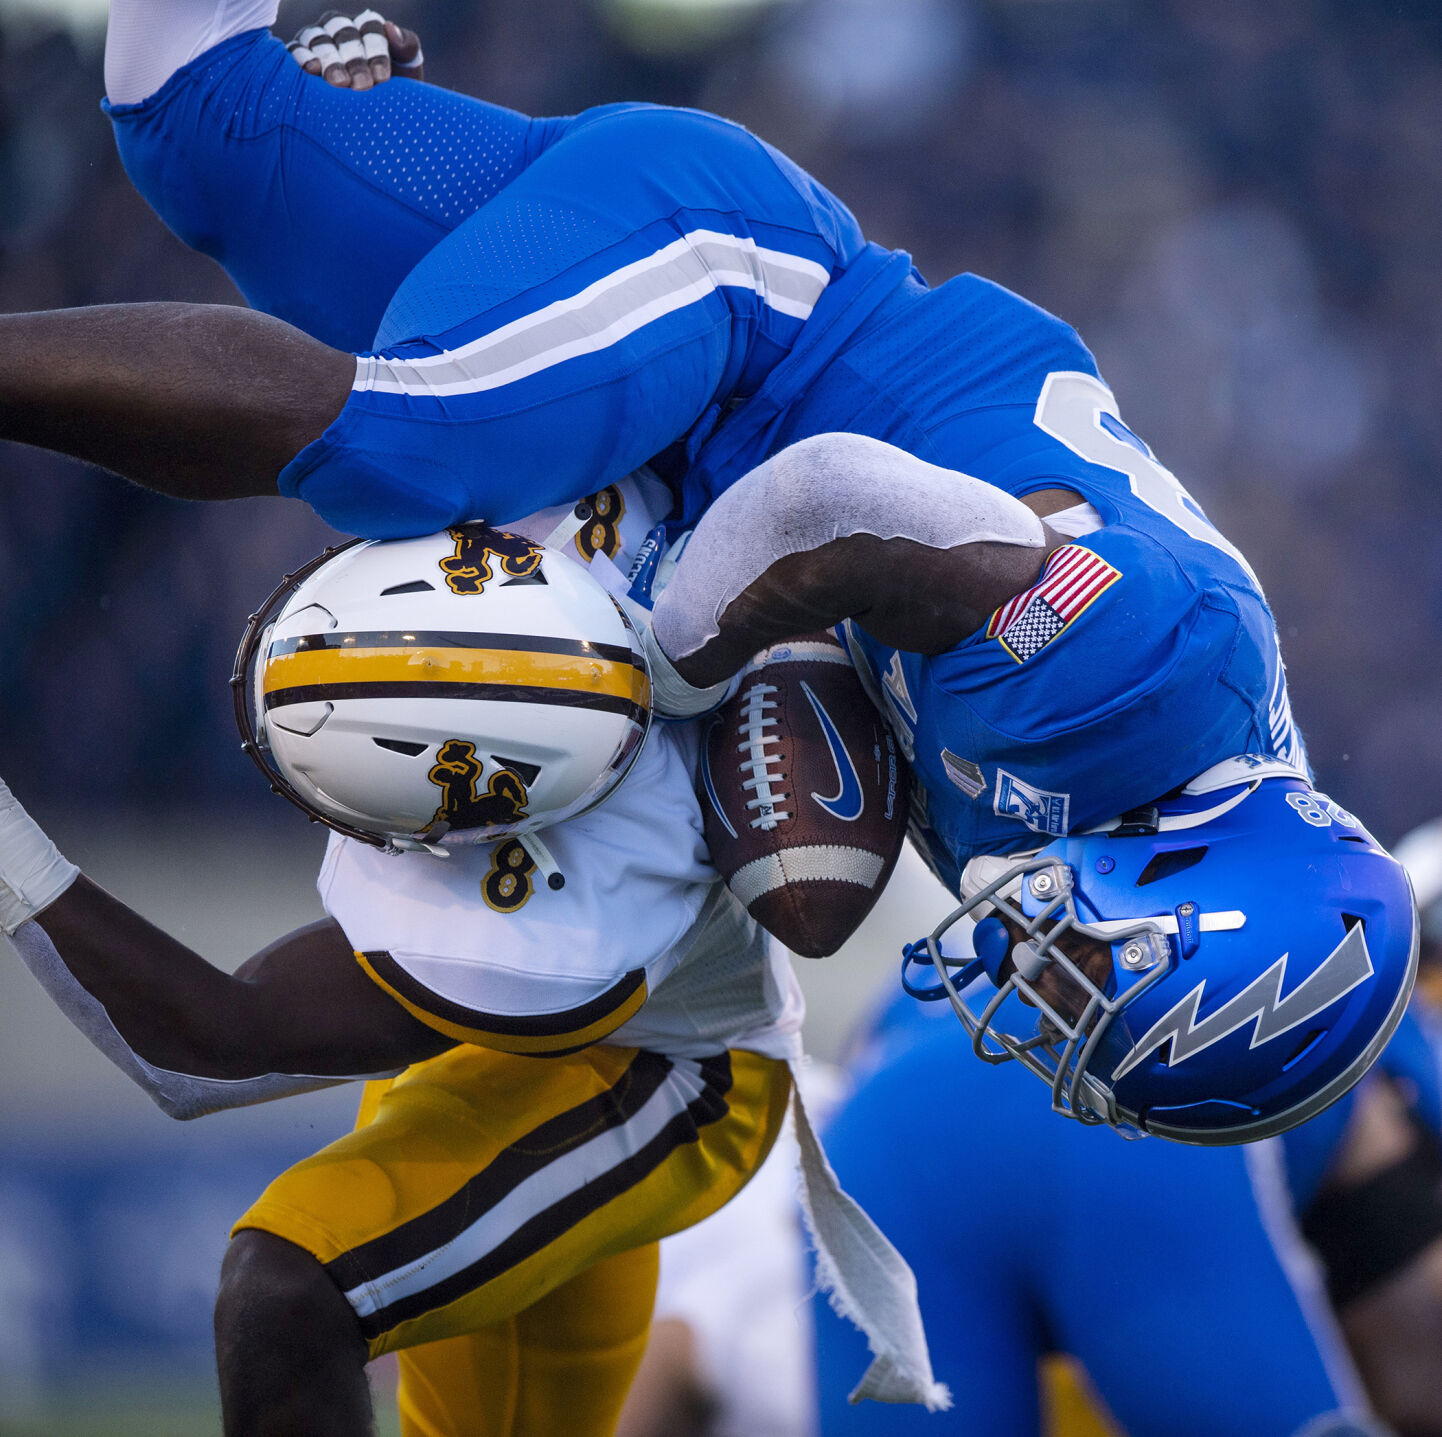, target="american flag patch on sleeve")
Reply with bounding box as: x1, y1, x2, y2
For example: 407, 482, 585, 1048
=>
985, 545, 1122, 663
